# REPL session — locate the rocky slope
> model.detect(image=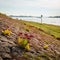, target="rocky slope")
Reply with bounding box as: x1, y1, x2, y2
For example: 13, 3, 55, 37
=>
0, 13, 60, 60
